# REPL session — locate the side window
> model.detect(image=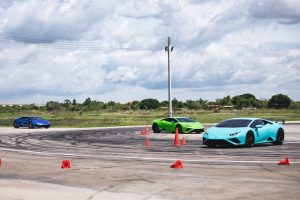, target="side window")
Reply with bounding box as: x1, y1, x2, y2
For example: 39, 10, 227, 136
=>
164, 118, 177, 123
170, 118, 177, 123
163, 118, 172, 122
263, 120, 272, 125
250, 120, 264, 128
